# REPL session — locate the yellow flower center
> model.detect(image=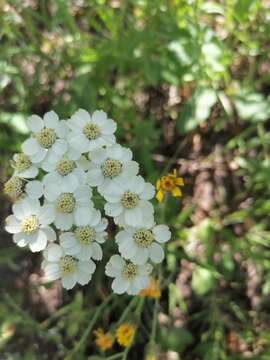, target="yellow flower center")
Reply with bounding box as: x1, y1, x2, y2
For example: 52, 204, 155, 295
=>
59, 255, 77, 274
83, 123, 100, 140
121, 191, 139, 209
133, 229, 154, 248
160, 176, 175, 191
56, 159, 75, 176
35, 128, 57, 148
116, 323, 135, 347
122, 262, 137, 280
13, 153, 32, 172
56, 193, 76, 213
74, 226, 96, 245
4, 177, 24, 198
21, 215, 39, 234
101, 158, 122, 178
